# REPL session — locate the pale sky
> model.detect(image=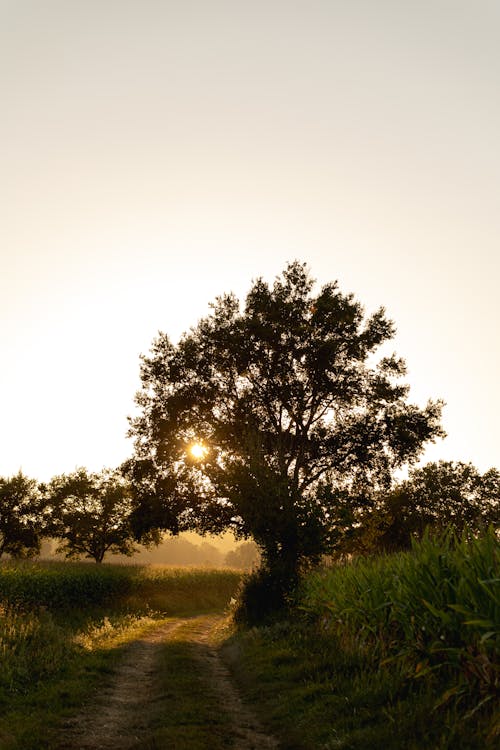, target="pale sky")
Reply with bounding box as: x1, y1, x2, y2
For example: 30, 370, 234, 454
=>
1, 0, 499, 481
